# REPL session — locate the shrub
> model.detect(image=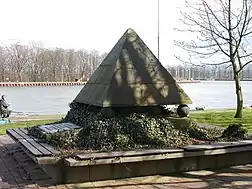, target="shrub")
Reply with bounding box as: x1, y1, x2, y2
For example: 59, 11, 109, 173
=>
28, 101, 223, 151
221, 123, 247, 139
